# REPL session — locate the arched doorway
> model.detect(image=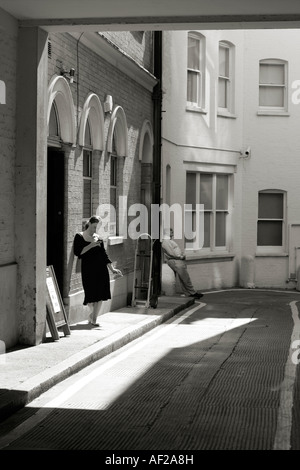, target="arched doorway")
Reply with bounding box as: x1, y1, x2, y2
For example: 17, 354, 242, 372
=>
105, 106, 128, 237
47, 103, 65, 294
47, 75, 76, 295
